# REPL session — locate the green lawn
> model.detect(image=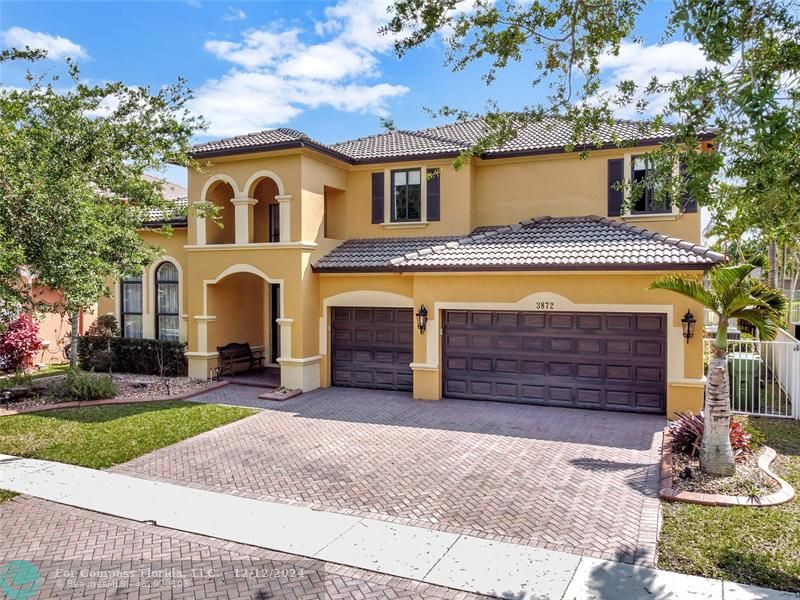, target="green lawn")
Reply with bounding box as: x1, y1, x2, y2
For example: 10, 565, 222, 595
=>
659, 417, 800, 592
0, 401, 256, 469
